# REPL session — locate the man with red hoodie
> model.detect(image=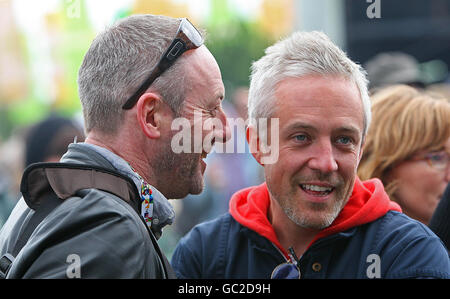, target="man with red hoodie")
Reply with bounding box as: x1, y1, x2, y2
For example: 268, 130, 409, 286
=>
171, 31, 450, 279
